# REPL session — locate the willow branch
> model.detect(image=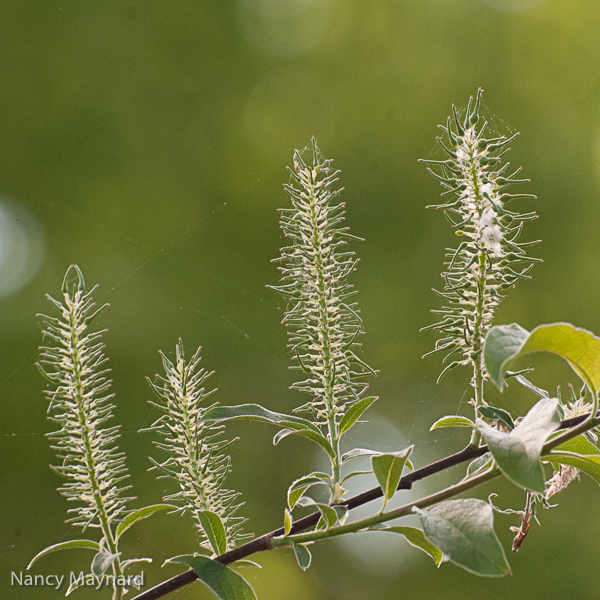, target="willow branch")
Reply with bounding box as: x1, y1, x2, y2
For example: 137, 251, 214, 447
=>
132, 410, 599, 600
